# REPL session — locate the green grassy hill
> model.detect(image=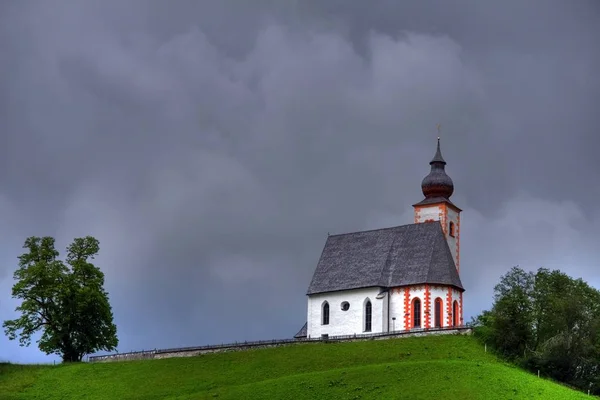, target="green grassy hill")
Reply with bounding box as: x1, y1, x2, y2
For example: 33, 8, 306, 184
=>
0, 335, 595, 399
